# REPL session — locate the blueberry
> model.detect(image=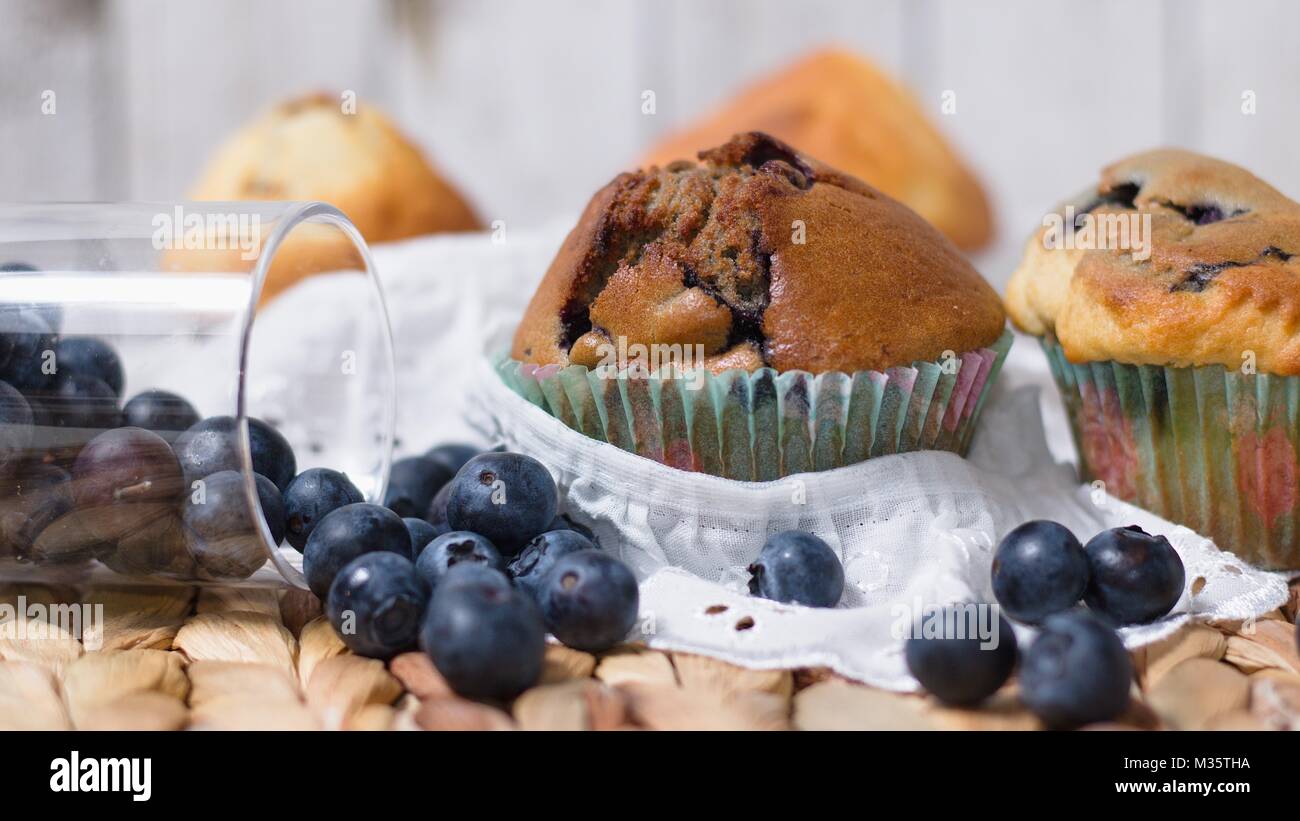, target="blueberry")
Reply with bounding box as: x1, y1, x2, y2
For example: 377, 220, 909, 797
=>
113, 511, 195, 577
424, 483, 451, 534
182, 470, 284, 579
1082, 526, 1185, 625
0, 381, 34, 477
71, 427, 185, 544
72, 426, 184, 506
538, 550, 639, 652
747, 531, 844, 607
0, 309, 56, 391
545, 513, 600, 548
446, 452, 557, 555
382, 456, 452, 518
419, 563, 544, 700
302, 502, 412, 598
507, 529, 595, 601
439, 562, 513, 595
282, 467, 363, 551
423, 442, 480, 477
991, 520, 1089, 624
403, 517, 439, 556
327, 552, 428, 659
122, 390, 200, 442
43, 373, 121, 431
172, 415, 297, 492
415, 530, 504, 590
0, 262, 62, 332
1020, 610, 1133, 729
0, 463, 72, 557
904, 605, 1017, 706
52, 337, 124, 397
